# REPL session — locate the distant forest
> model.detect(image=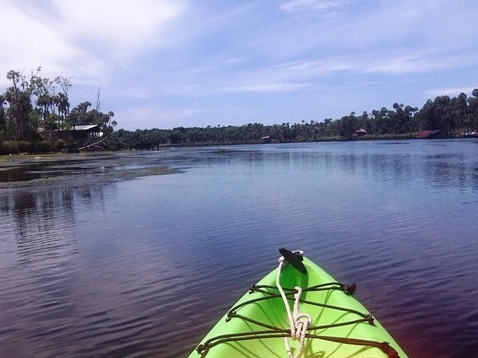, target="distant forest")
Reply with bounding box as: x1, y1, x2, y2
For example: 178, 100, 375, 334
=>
1, 67, 478, 153
111, 89, 478, 150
